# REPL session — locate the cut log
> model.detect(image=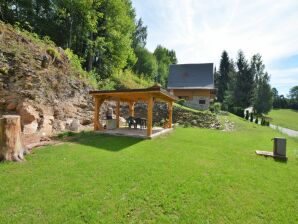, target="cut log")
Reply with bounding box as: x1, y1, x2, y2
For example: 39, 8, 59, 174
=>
0, 115, 27, 162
